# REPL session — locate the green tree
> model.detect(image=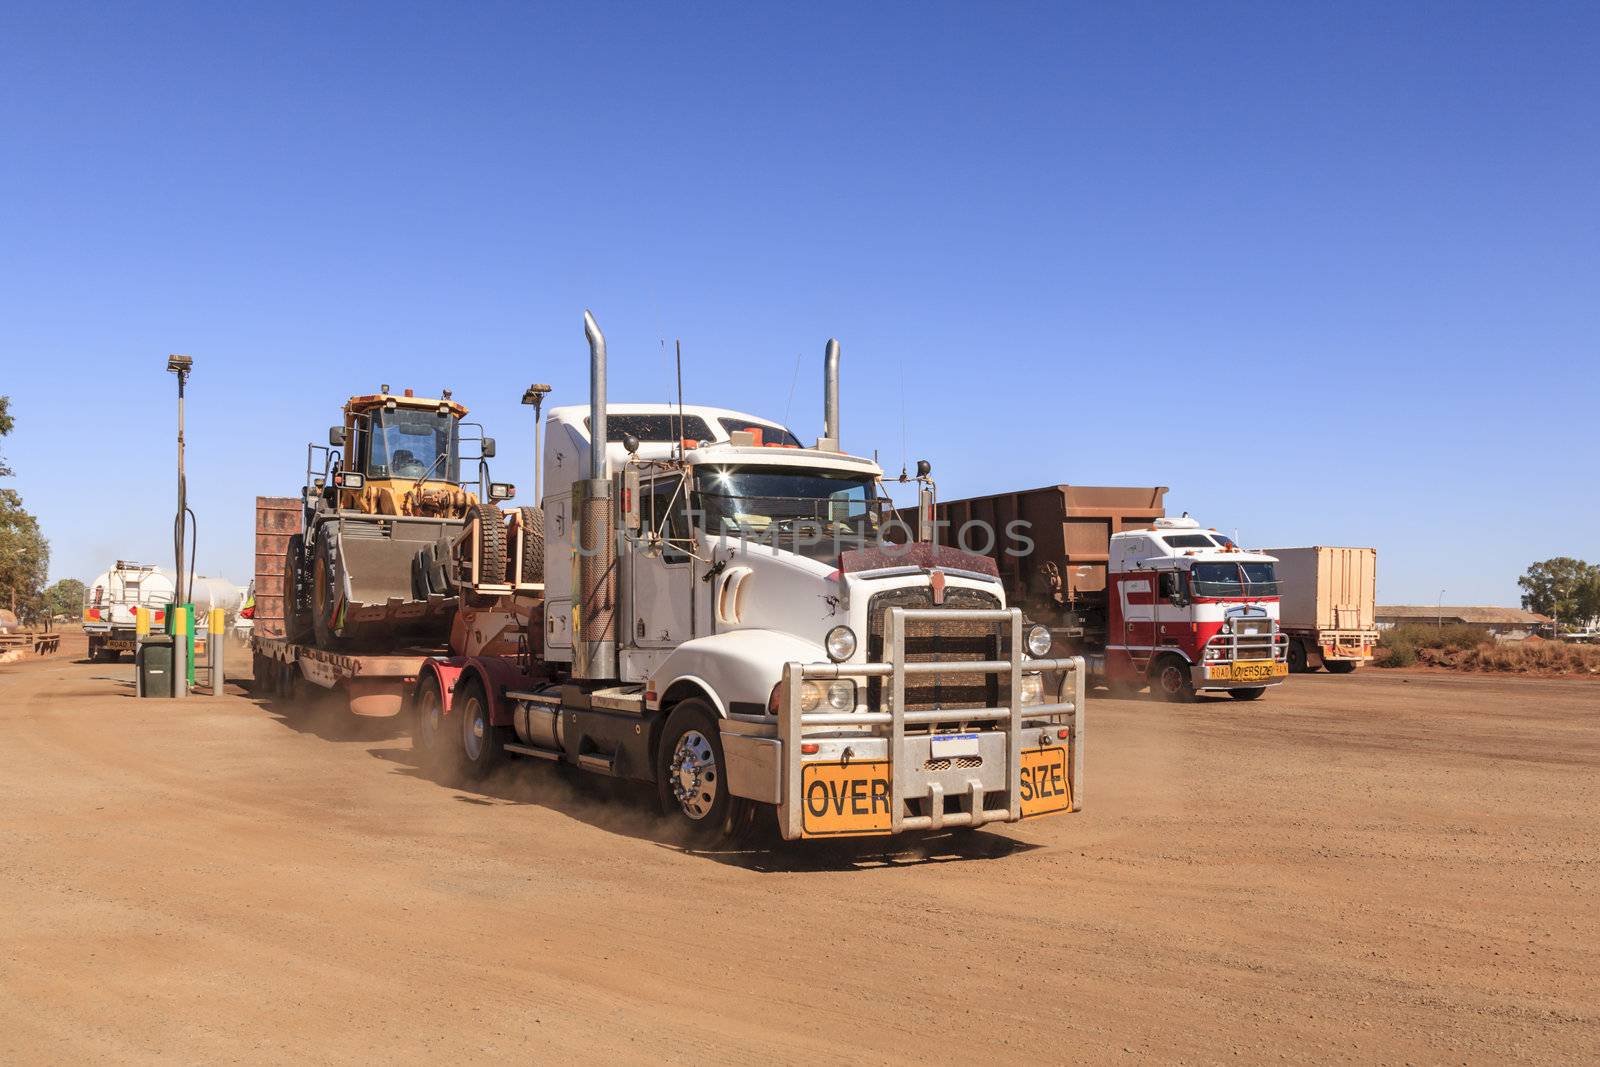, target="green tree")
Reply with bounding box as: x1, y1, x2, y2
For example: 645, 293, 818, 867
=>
0, 397, 51, 618
44, 577, 86, 621
1518, 557, 1600, 630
